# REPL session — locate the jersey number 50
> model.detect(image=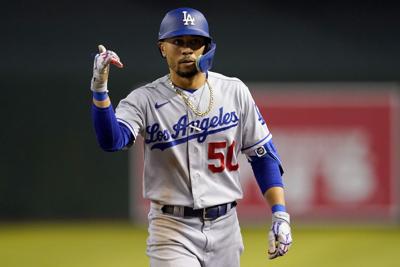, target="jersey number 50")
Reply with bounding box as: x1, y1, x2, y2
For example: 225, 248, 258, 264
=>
208, 141, 239, 173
